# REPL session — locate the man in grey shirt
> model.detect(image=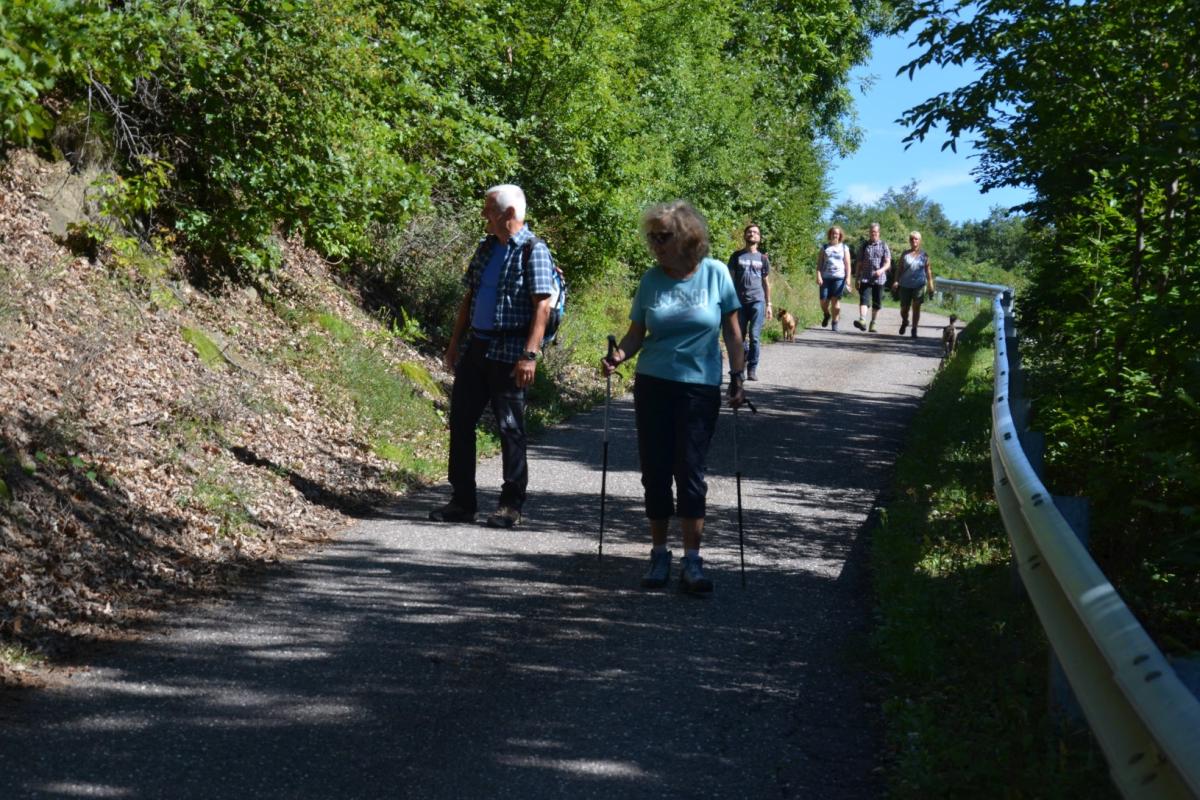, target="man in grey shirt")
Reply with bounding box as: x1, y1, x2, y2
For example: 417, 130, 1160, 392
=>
727, 223, 772, 380
853, 222, 891, 333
